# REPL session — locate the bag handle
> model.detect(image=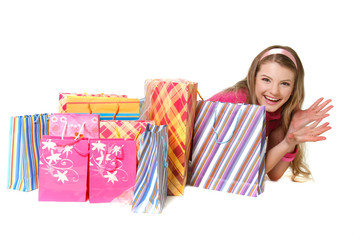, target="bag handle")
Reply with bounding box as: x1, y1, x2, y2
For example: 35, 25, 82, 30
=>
160, 135, 168, 168
137, 126, 168, 168
112, 103, 120, 120
104, 143, 124, 172
53, 138, 89, 156
196, 89, 204, 101
211, 103, 243, 144
61, 119, 86, 140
